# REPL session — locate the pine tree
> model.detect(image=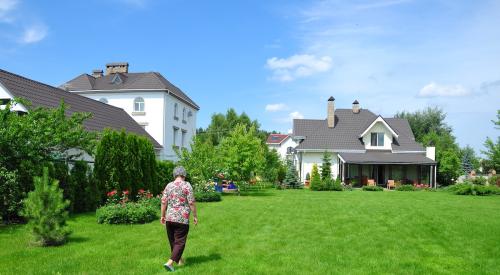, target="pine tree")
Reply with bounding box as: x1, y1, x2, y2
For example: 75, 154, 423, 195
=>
284, 160, 300, 188
22, 167, 71, 246
321, 151, 332, 180
310, 164, 322, 191
461, 153, 473, 176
